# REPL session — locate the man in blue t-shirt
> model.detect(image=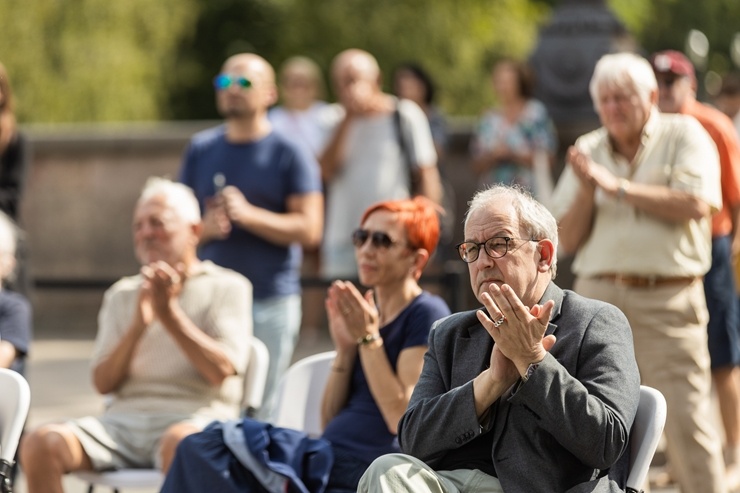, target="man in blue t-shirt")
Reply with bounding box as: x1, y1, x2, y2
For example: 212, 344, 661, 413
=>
180, 53, 323, 413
